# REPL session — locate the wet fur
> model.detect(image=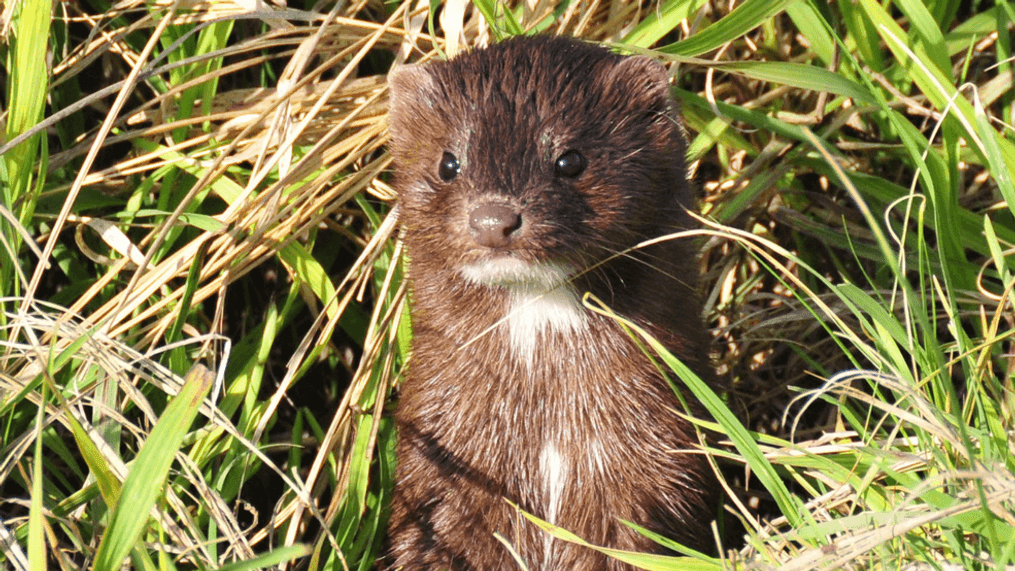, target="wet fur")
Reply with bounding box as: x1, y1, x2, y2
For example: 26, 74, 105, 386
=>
386, 36, 721, 571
